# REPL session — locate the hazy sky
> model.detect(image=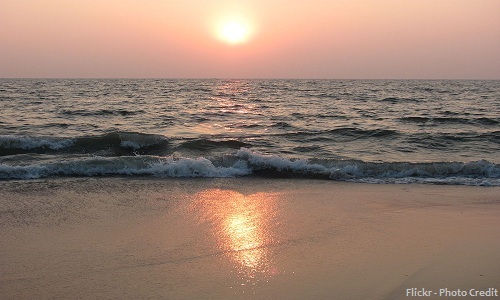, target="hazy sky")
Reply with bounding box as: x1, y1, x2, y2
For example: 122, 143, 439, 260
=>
1, 0, 499, 79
